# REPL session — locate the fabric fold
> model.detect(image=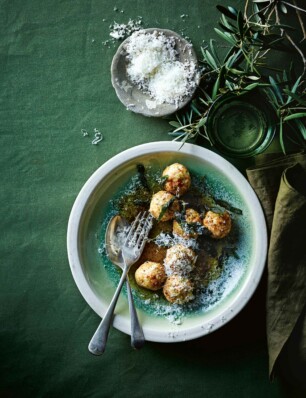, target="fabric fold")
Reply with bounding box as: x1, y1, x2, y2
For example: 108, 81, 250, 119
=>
246, 151, 306, 230
246, 153, 306, 385
267, 163, 306, 377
